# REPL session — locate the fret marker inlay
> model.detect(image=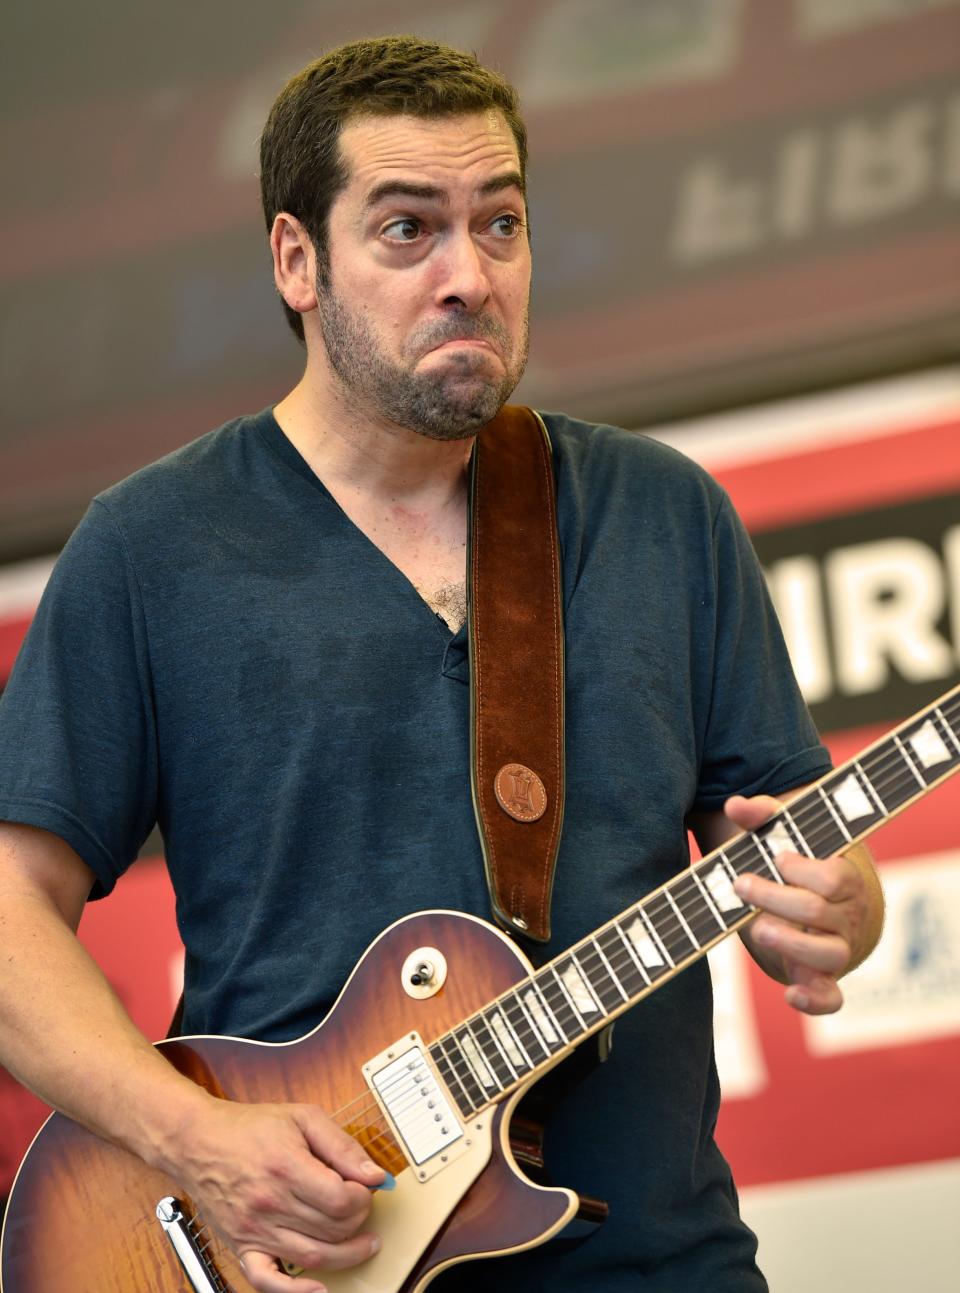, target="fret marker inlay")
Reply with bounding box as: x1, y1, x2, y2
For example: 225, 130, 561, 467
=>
625, 916, 665, 968
523, 989, 558, 1044
832, 773, 873, 823
909, 719, 951, 769
762, 822, 794, 857
561, 962, 600, 1015
460, 1032, 496, 1090
490, 1011, 525, 1068
703, 862, 743, 914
